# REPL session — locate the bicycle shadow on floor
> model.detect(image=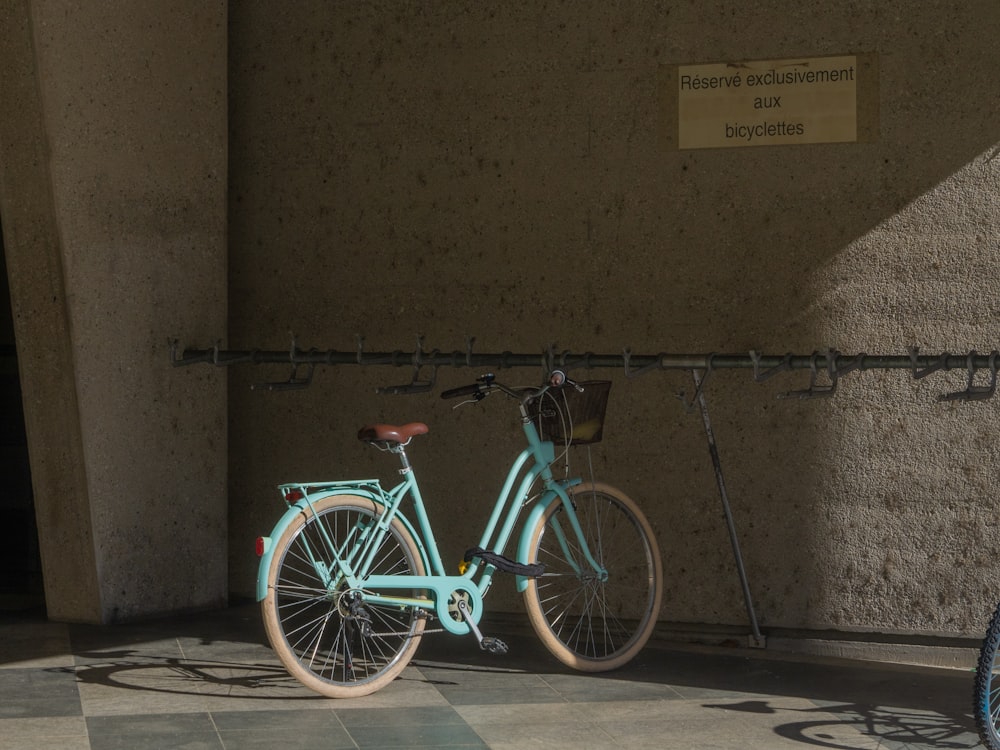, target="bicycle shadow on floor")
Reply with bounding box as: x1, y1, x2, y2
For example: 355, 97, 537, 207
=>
618, 643, 978, 750
10, 598, 983, 746
702, 698, 978, 750
49, 653, 319, 701
417, 626, 980, 749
